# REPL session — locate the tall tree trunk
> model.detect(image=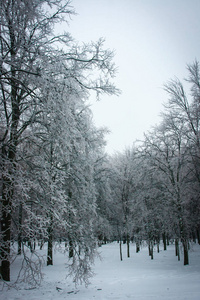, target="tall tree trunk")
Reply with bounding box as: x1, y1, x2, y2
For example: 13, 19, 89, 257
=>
1, 38, 20, 279
175, 238, 180, 261
178, 206, 189, 265
1, 178, 12, 281
119, 240, 123, 261
148, 241, 153, 259
127, 234, 130, 258
162, 232, 167, 250
182, 239, 189, 265
17, 202, 23, 255
148, 243, 151, 256
150, 241, 153, 259
1, 143, 17, 281
47, 215, 53, 266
